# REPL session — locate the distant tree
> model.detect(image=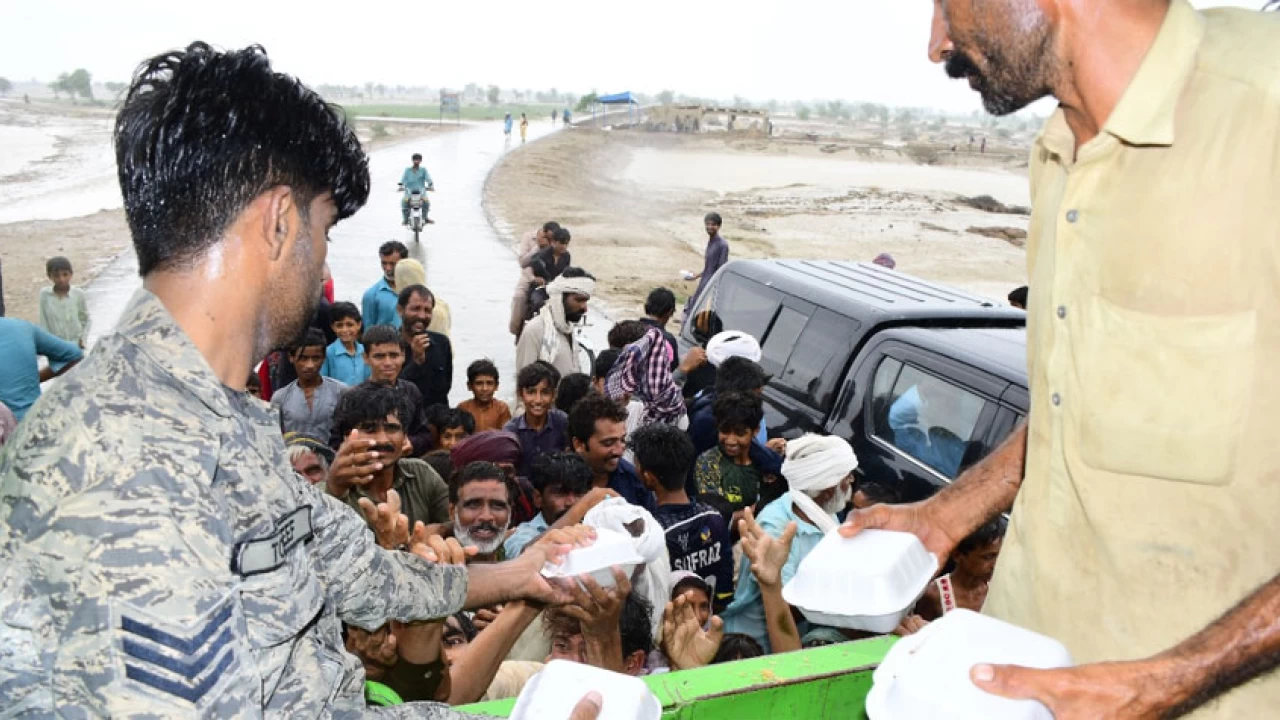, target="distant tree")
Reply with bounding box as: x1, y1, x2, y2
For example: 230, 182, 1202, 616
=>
656, 90, 675, 105
486, 85, 500, 105
824, 100, 846, 119
69, 69, 93, 101
795, 102, 811, 121
575, 92, 598, 112
50, 73, 71, 101
895, 107, 916, 127
365, 82, 374, 98
0, 77, 11, 96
